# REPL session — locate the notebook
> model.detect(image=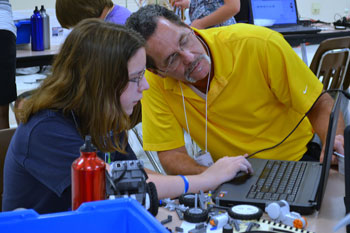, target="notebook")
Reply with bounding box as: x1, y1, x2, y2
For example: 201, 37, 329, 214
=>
249, 0, 321, 35
213, 92, 342, 215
